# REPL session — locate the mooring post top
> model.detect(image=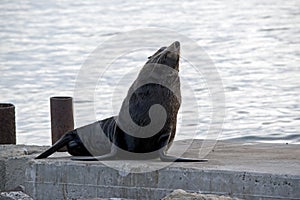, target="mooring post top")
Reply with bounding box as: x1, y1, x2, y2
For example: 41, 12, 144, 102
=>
0, 103, 15, 109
